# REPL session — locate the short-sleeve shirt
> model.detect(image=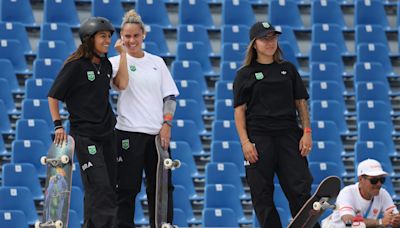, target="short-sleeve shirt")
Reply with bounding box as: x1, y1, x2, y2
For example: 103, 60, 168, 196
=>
109, 52, 179, 135
328, 183, 398, 227
48, 57, 116, 139
233, 60, 308, 135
